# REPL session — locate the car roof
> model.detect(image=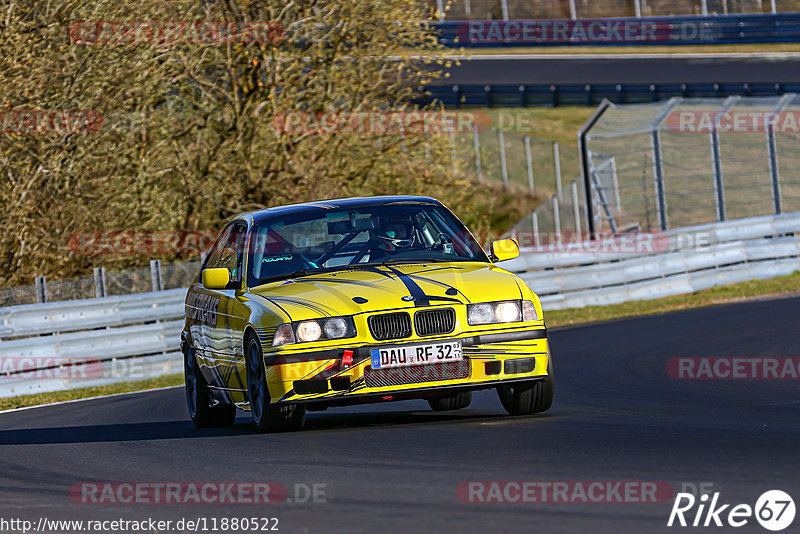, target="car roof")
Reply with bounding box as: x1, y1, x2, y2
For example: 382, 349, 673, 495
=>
239, 195, 444, 225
